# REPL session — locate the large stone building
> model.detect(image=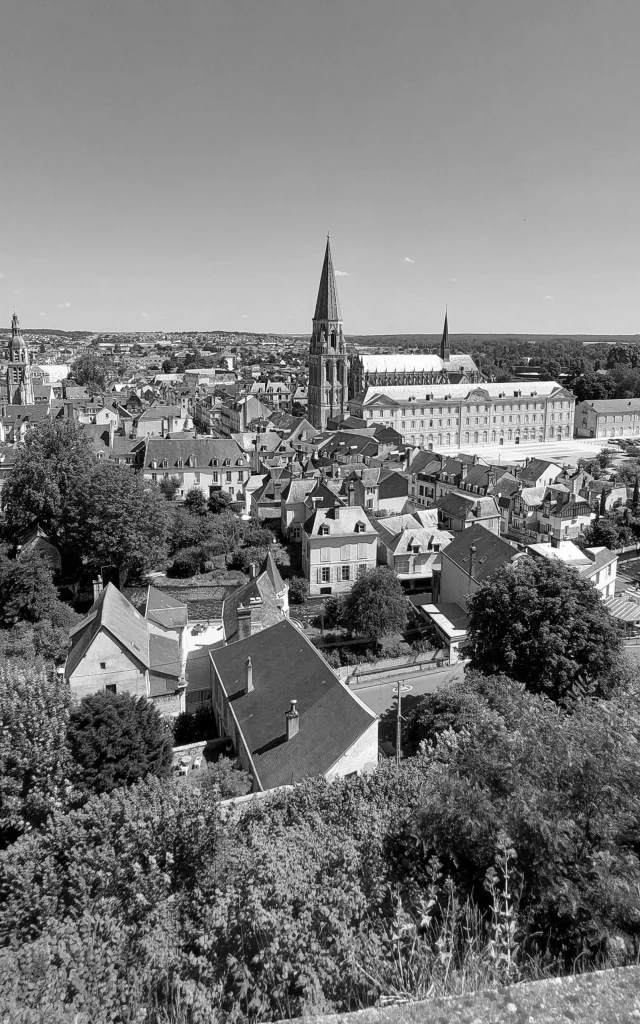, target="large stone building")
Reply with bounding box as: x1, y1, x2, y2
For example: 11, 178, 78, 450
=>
306, 242, 479, 431
4, 313, 34, 406
349, 312, 480, 395
574, 398, 640, 439
348, 381, 575, 449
